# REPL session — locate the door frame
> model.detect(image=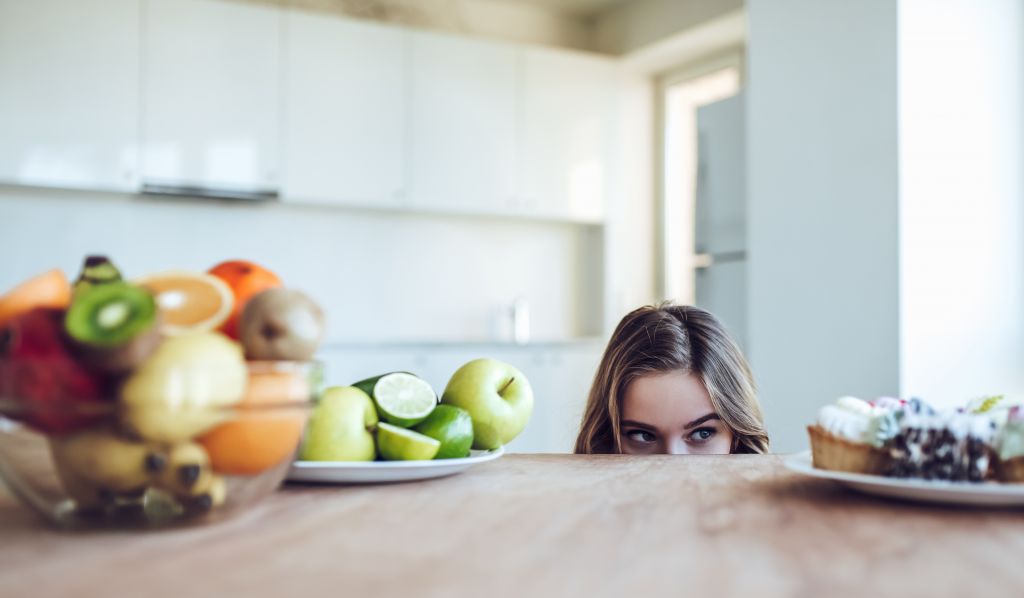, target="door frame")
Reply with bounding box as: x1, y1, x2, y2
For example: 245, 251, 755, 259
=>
654, 48, 745, 302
